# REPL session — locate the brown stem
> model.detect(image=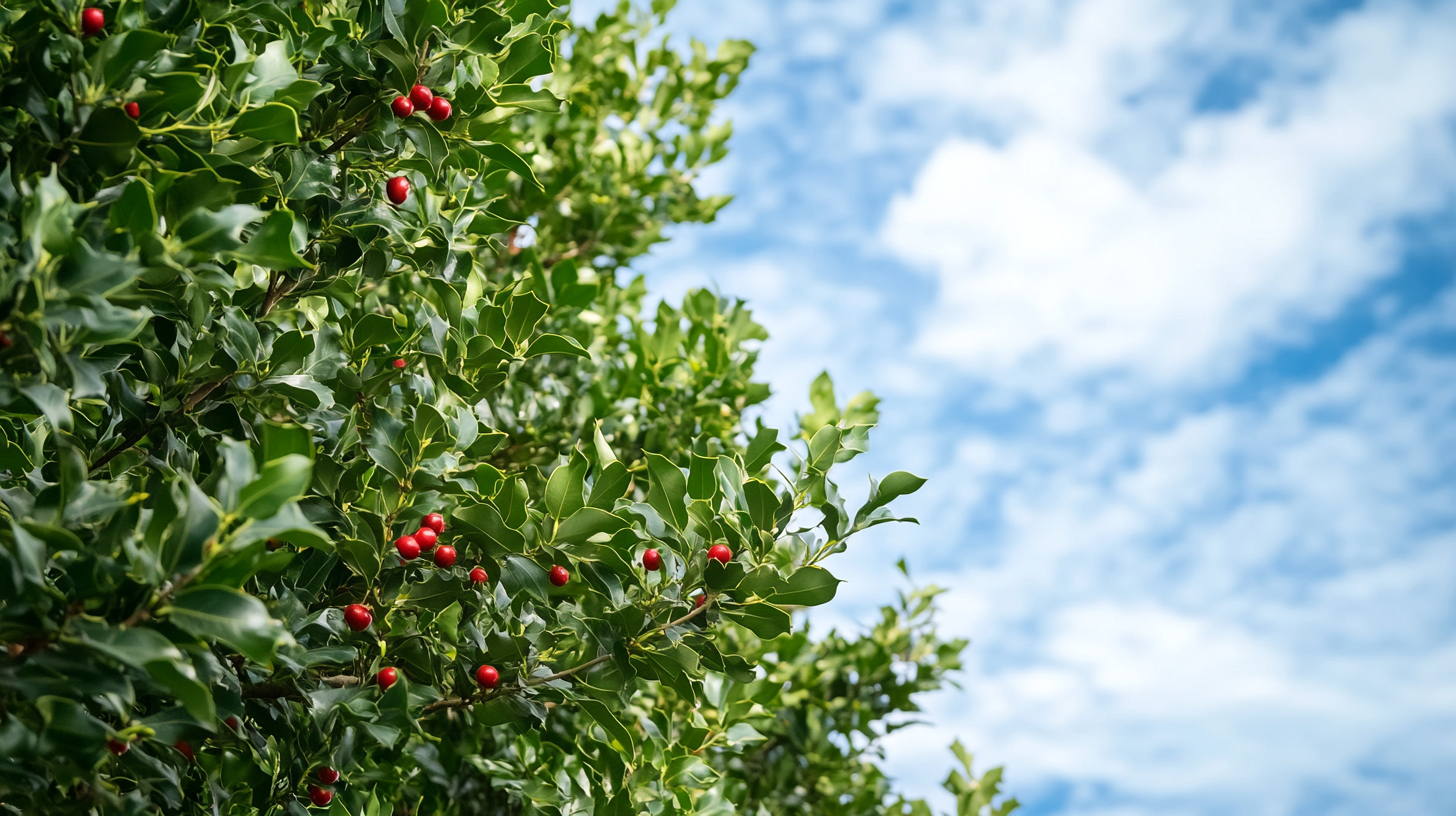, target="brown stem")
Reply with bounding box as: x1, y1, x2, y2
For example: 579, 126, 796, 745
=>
321, 675, 360, 687
241, 682, 304, 701
91, 376, 232, 474
258, 272, 296, 319
89, 421, 157, 474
